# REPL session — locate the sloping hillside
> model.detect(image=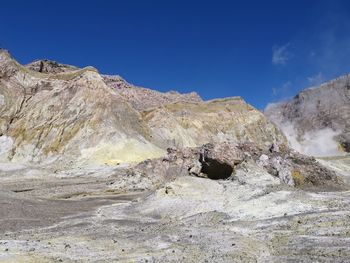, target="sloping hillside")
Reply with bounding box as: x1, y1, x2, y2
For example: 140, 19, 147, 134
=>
265, 75, 350, 156
0, 49, 287, 165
